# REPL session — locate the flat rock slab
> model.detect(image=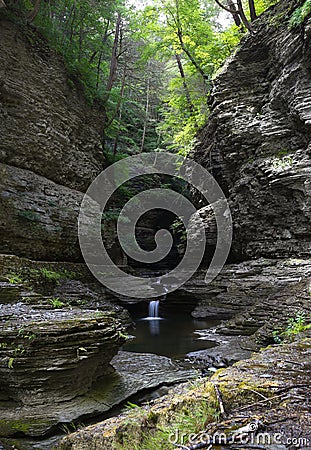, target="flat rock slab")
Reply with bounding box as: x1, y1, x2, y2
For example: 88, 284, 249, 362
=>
186, 330, 251, 369
58, 336, 311, 450
0, 351, 196, 439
